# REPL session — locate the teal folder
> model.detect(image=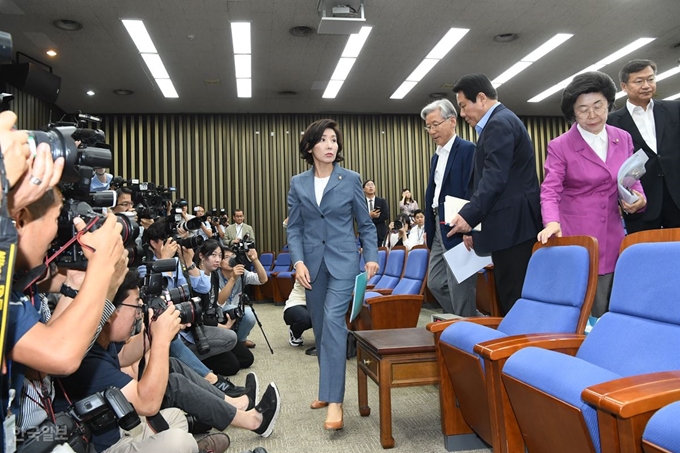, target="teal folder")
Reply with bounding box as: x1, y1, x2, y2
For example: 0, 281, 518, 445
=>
350, 271, 369, 322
